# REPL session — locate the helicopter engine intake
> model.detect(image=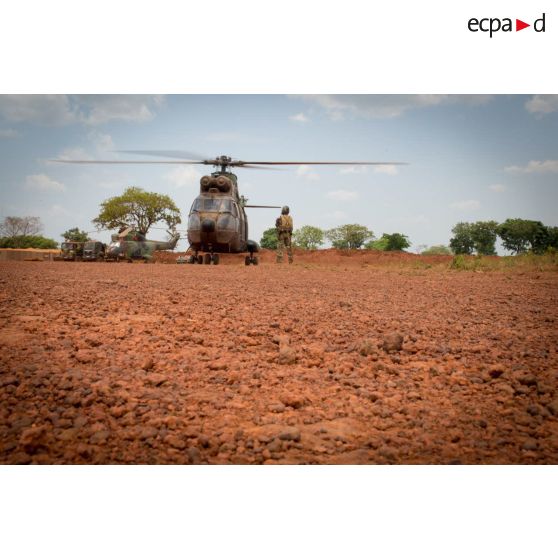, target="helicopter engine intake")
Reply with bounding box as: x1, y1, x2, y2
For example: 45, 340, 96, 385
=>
200, 175, 231, 193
